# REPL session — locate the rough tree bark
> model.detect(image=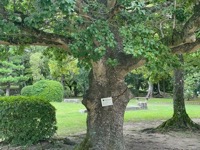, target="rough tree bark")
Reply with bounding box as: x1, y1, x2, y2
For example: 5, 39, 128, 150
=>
156, 55, 200, 131
76, 56, 145, 150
